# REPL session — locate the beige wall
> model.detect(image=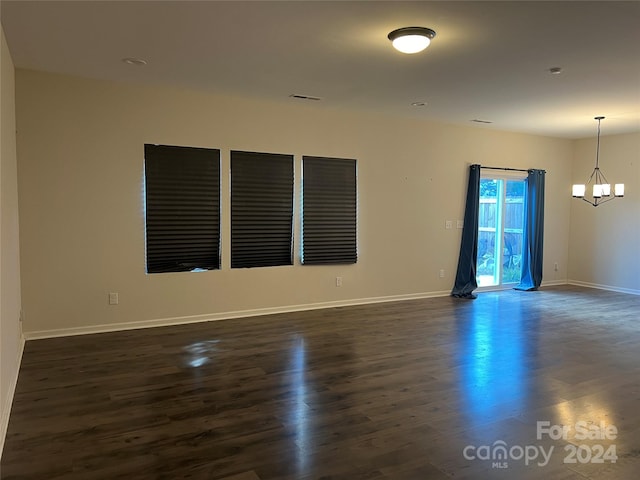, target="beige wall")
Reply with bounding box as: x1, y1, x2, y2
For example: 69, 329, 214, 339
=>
569, 132, 640, 293
16, 69, 573, 336
1, 25, 23, 453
